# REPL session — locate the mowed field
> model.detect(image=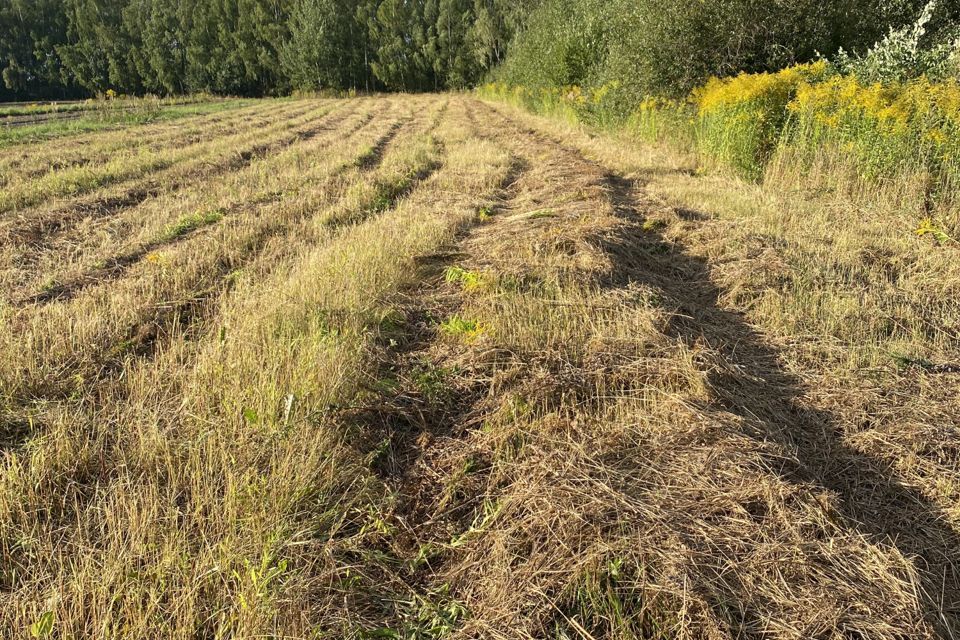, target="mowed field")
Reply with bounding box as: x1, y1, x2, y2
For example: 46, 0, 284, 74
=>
1, 95, 959, 639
